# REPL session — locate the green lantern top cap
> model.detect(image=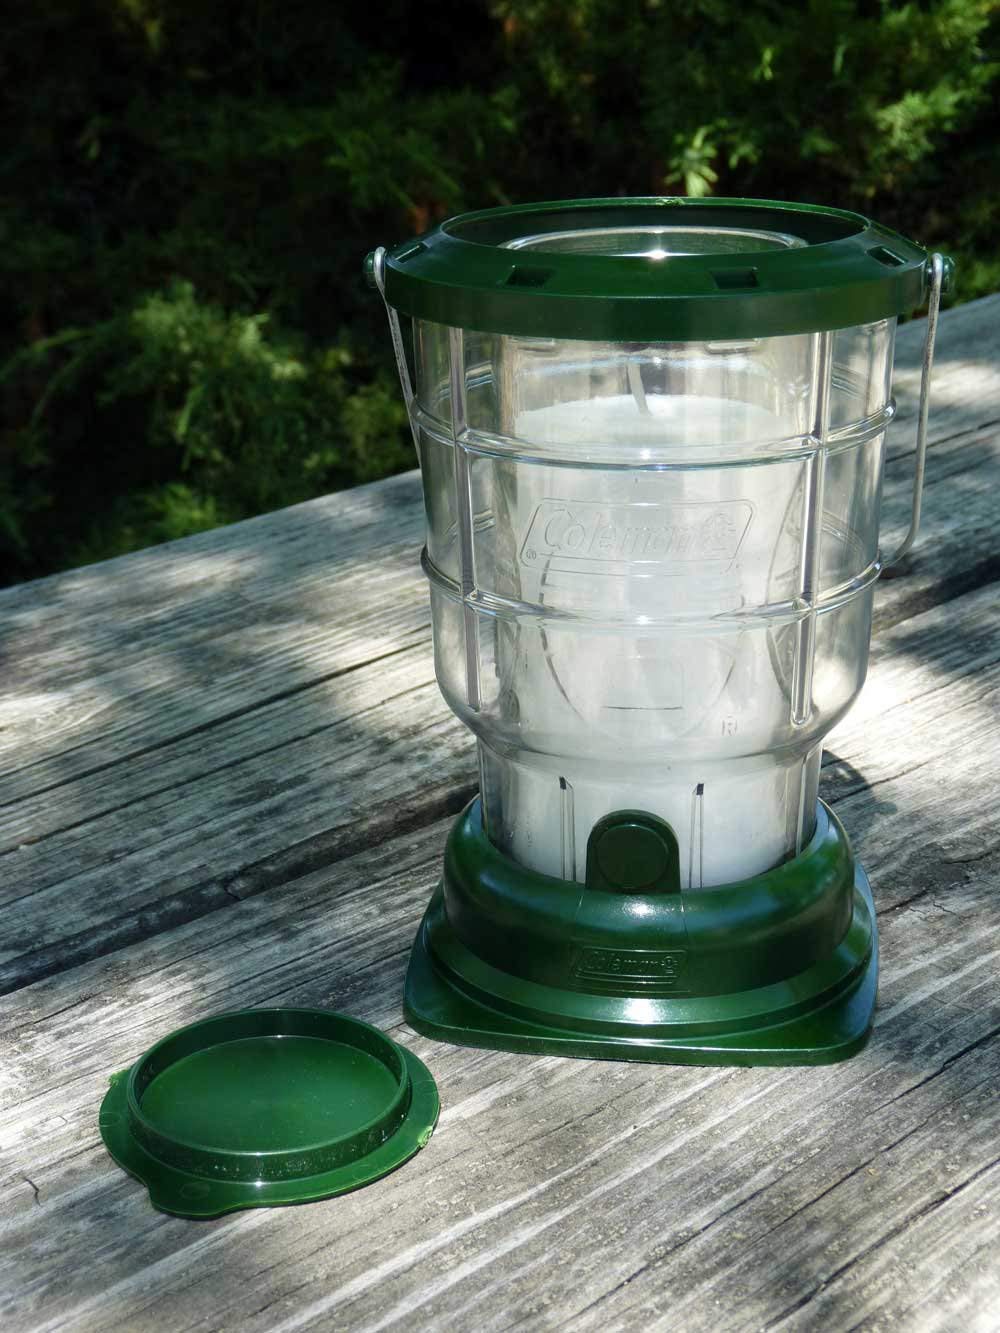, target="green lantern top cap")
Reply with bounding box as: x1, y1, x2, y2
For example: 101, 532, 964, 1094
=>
373, 197, 938, 342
